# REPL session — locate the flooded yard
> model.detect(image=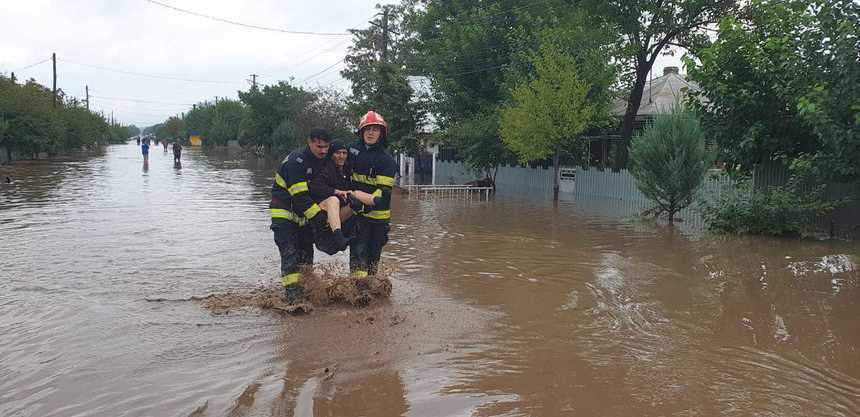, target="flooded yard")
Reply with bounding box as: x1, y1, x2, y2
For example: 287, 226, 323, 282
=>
1, 143, 858, 416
